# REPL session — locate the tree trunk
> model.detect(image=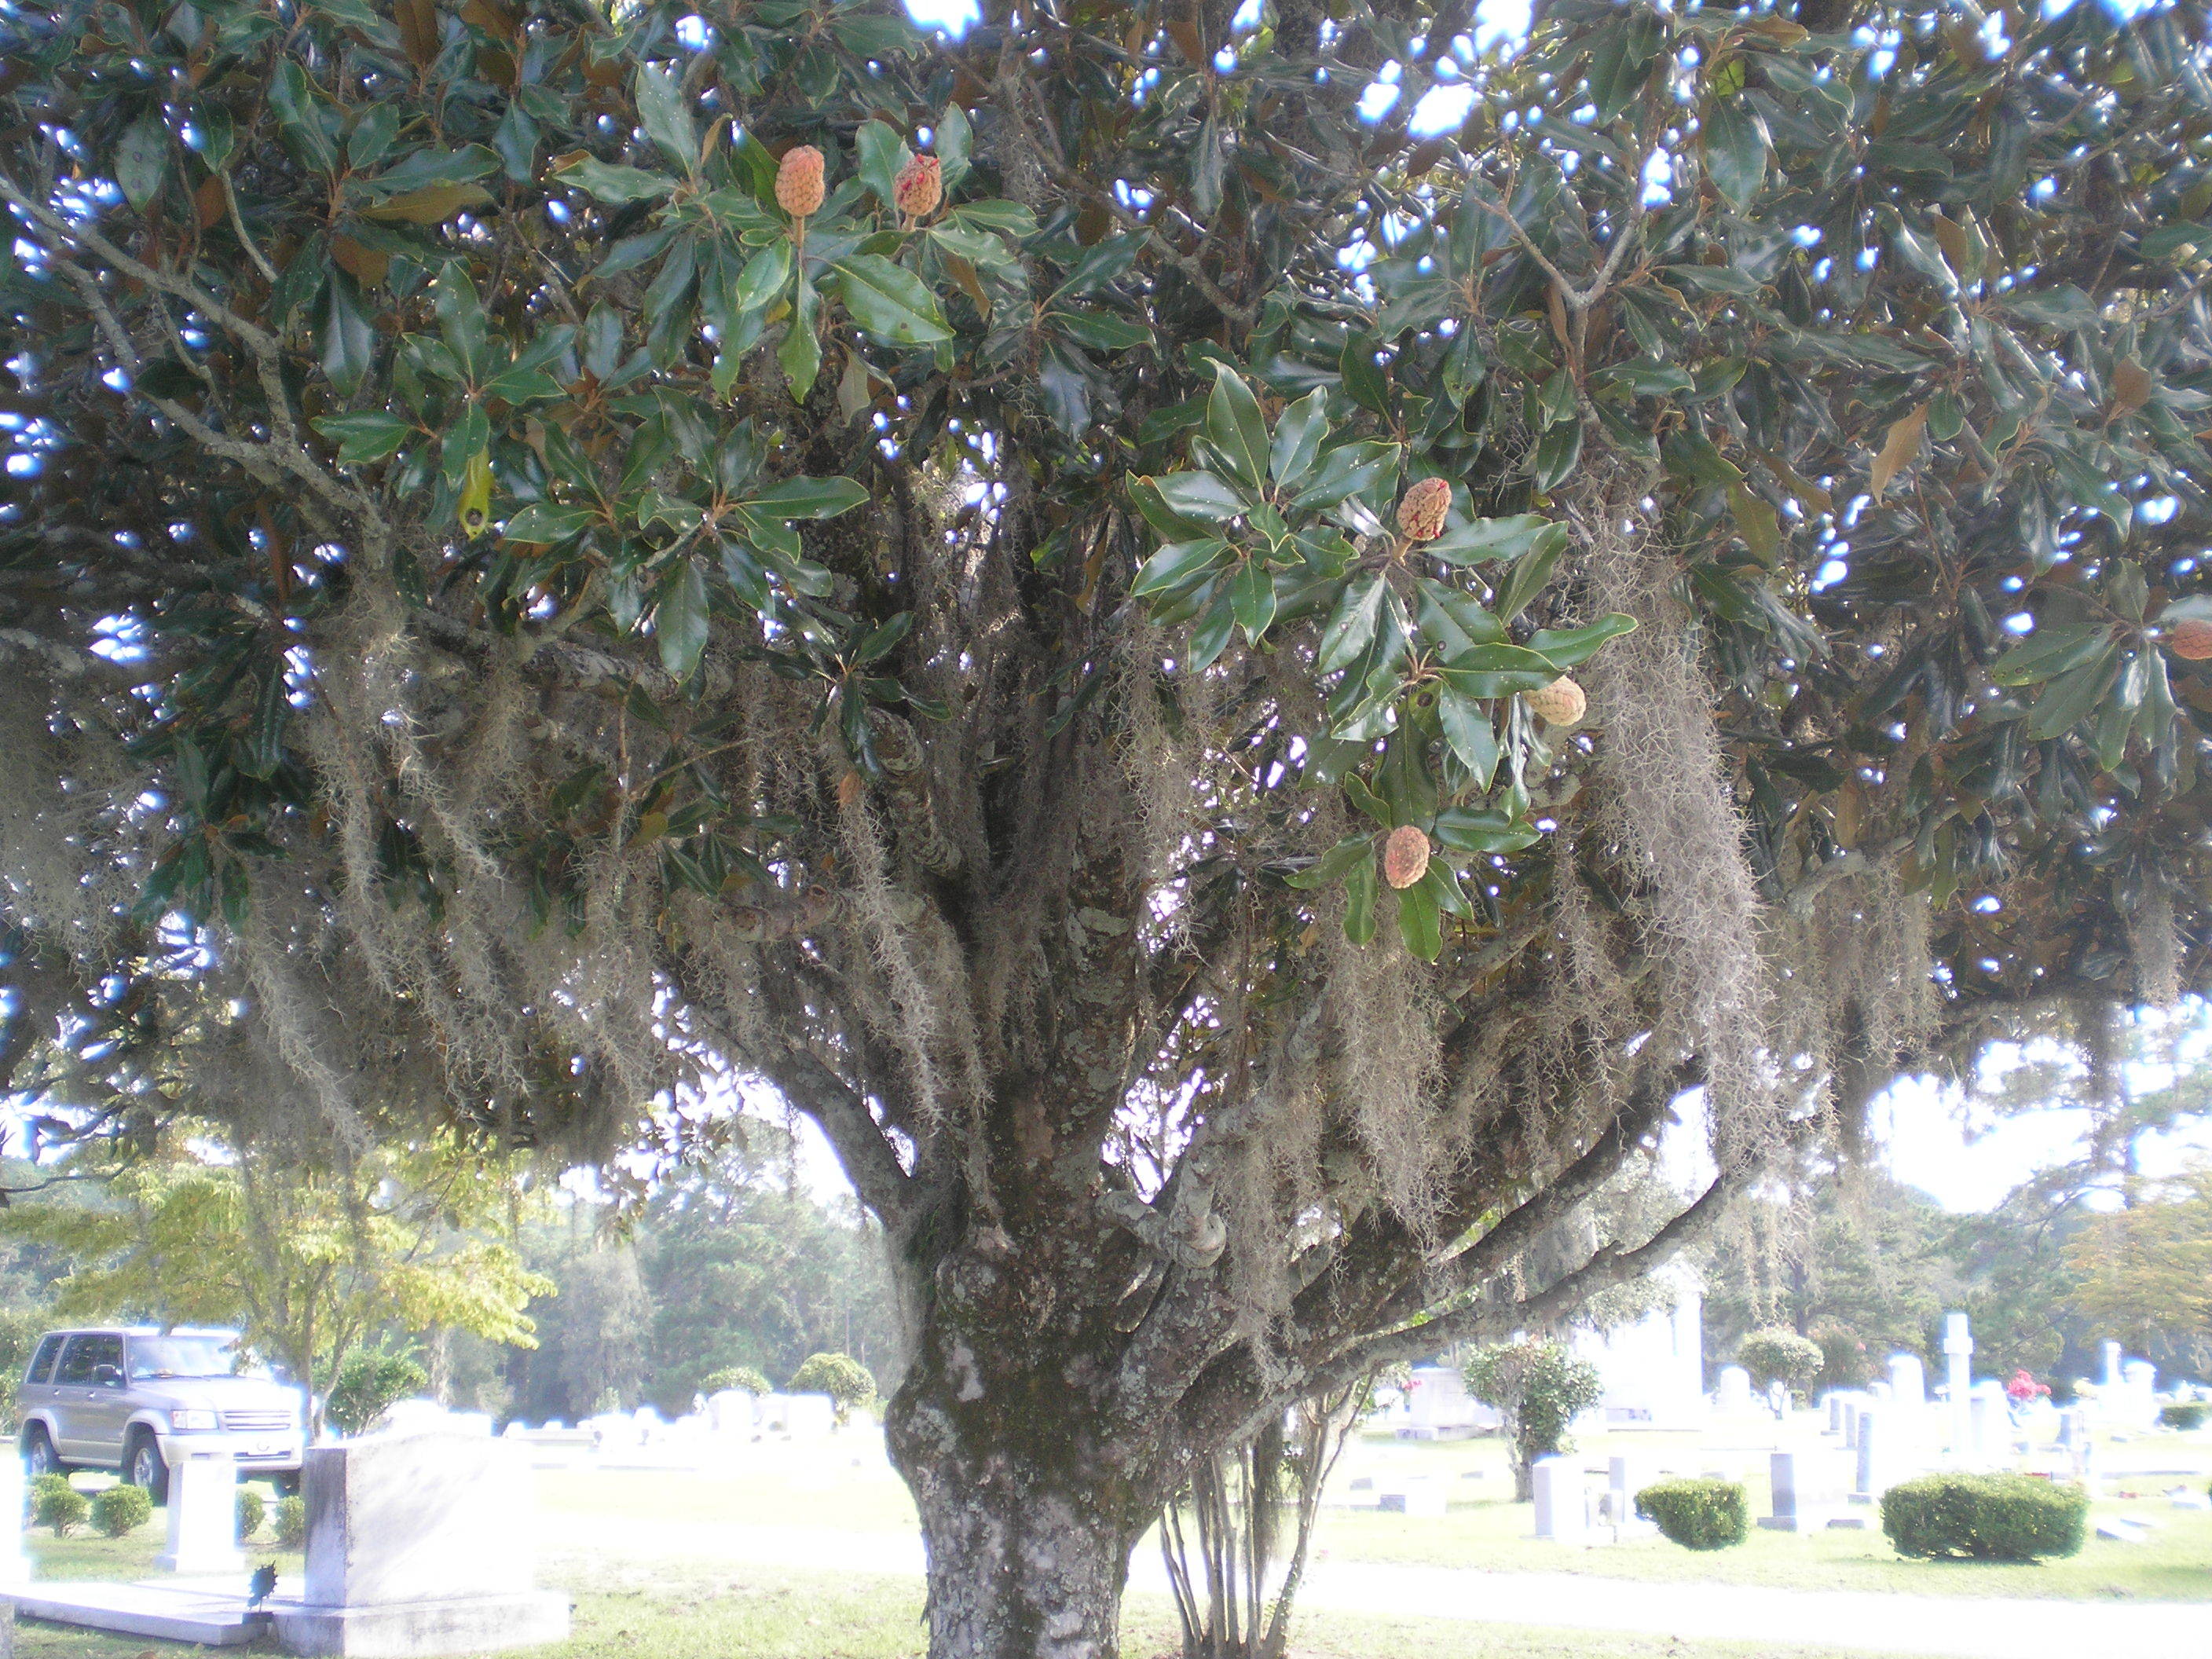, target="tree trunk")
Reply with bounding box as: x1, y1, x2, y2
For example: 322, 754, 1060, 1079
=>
886, 1325, 1155, 1659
